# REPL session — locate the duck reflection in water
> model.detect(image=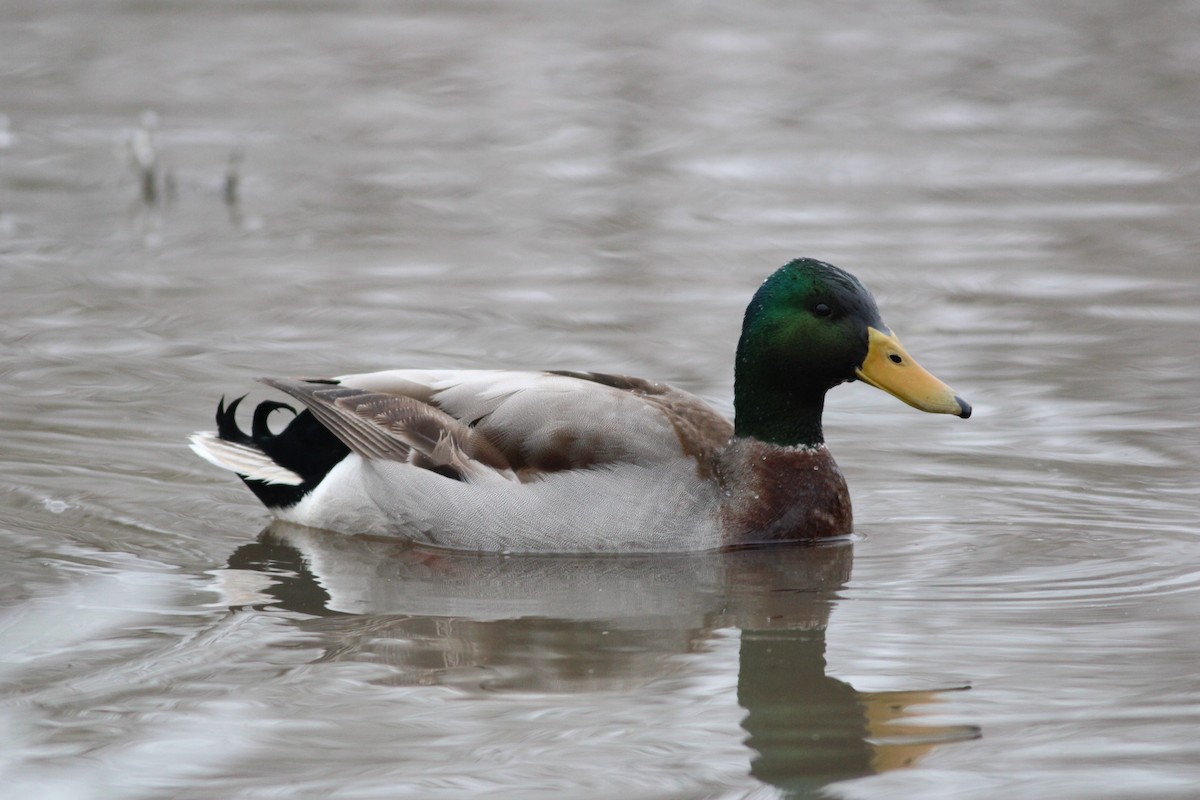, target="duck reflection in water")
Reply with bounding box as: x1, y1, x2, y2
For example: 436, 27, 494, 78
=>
220, 523, 978, 796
